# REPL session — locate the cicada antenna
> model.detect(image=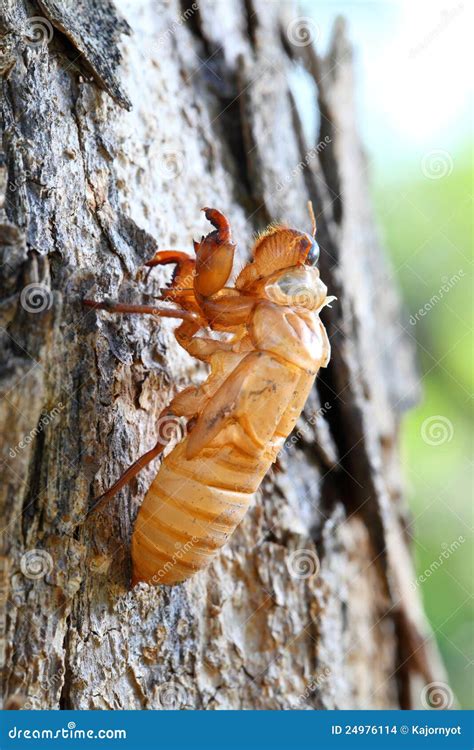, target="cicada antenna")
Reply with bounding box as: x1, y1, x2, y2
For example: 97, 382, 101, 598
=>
307, 200, 317, 238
